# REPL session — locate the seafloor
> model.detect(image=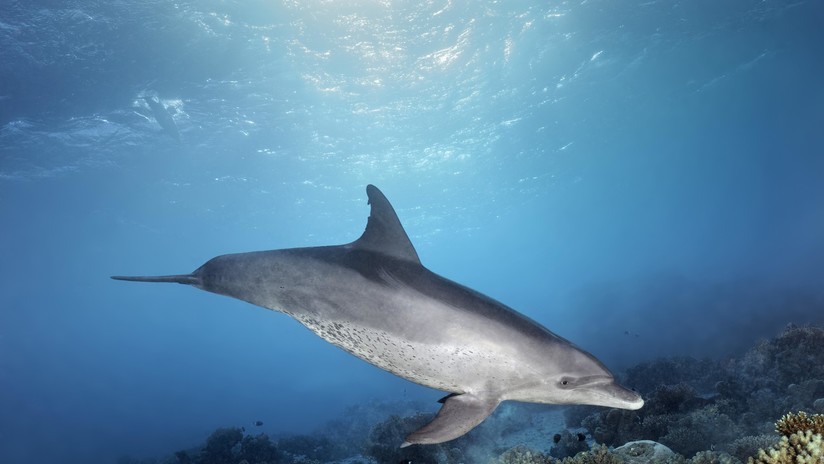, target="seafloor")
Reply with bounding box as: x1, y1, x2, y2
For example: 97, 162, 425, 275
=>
123, 324, 824, 464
